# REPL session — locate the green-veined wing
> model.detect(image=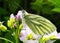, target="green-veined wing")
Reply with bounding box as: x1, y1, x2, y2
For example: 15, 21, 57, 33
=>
22, 11, 56, 36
